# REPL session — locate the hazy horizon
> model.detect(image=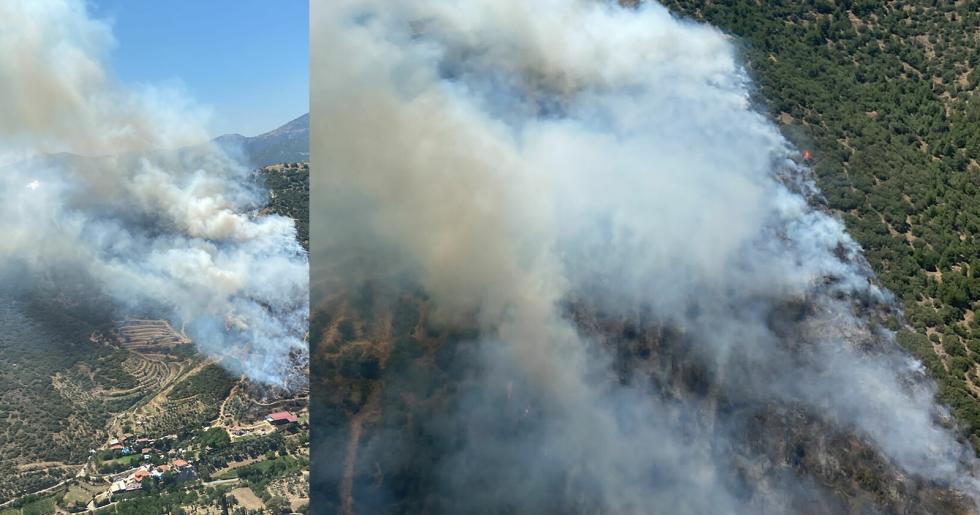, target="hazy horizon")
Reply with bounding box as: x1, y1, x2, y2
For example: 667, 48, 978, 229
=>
90, 0, 308, 138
